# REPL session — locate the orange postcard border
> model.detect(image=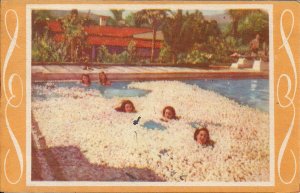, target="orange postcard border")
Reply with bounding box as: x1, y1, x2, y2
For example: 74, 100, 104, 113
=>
1, 0, 299, 192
